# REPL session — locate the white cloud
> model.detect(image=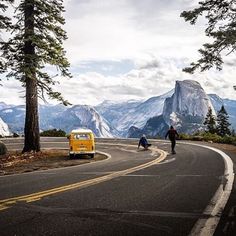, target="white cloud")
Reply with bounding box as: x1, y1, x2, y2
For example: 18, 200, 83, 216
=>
63, 0, 208, 64
0, 0, 235, 106
0, 56, 236, 106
